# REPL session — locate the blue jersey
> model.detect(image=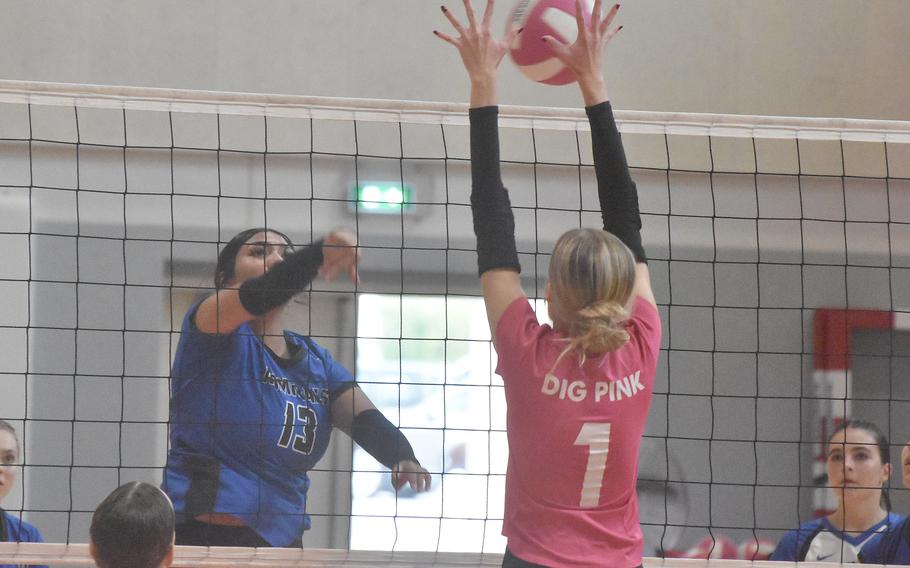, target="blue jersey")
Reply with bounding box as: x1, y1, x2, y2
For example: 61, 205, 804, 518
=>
163, 302, 355, 546
771, 513, 902, 563
0, 510, 46, 568
860, 515, 910, 565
